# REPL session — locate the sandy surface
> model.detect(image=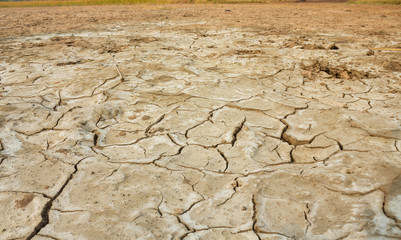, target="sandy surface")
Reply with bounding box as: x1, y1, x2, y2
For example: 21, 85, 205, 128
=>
1, 3, 401, 38
1, 3, 401, 240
